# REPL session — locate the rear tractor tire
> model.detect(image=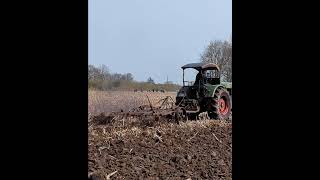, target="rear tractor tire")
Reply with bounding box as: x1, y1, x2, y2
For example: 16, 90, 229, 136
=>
208, 87, 231, 120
